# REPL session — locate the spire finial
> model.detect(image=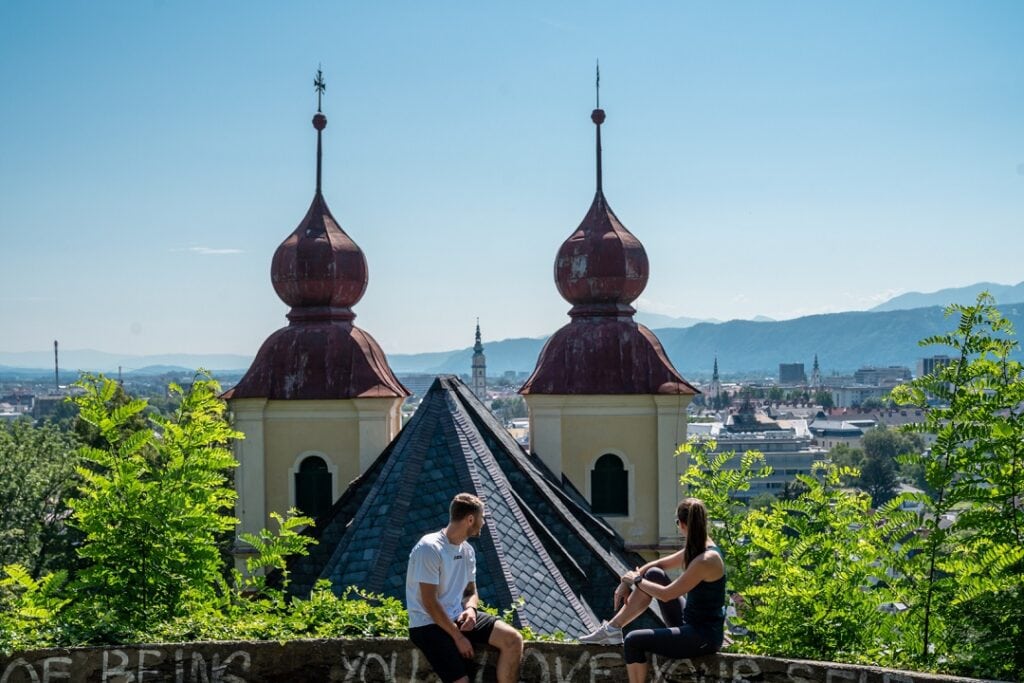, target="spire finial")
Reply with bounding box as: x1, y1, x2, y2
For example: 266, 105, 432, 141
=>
590, 62, 605, 194
314, 65, 326, 113
312, 66, 328, 195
